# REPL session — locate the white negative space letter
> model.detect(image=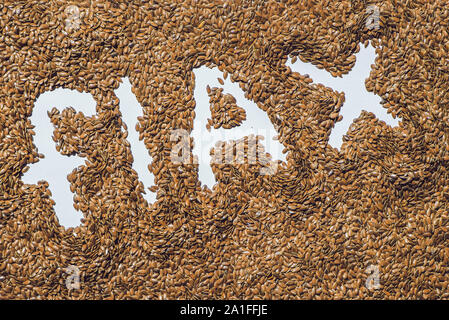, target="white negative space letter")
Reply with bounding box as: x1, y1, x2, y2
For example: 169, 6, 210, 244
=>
115, 78, 156, 205
192, 66, 286, 189
23, 80, 157, 228
22, 89, 97, 228
287, 44, 399, 149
